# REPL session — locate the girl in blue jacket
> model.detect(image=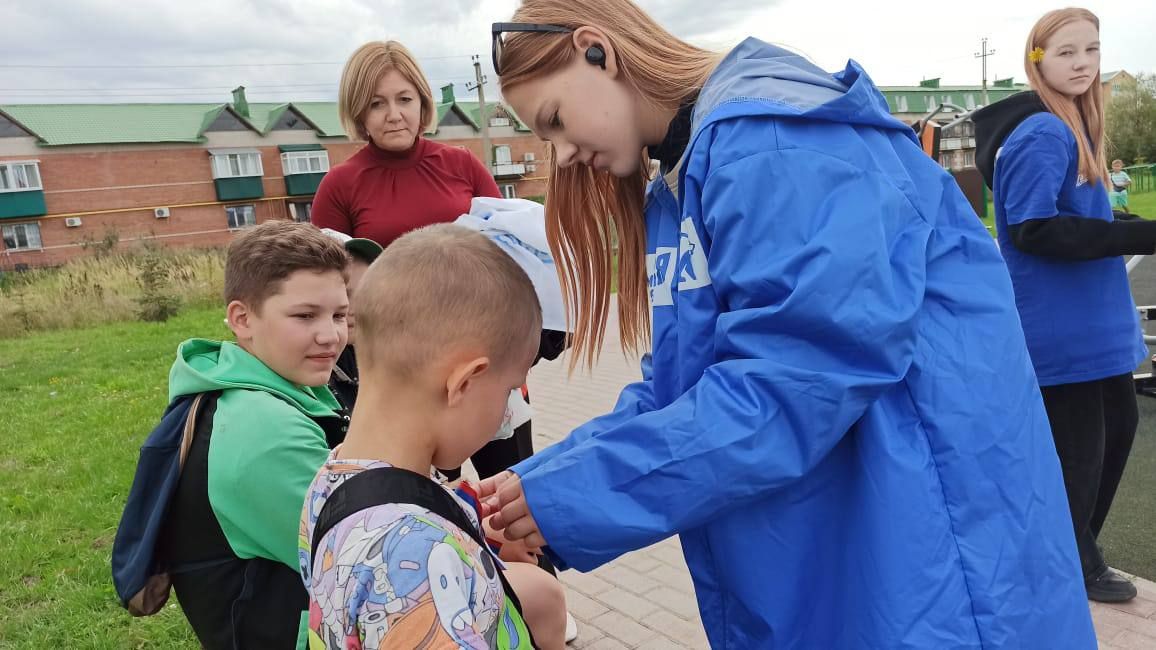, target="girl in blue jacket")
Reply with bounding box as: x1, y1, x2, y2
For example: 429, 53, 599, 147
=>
974, 8, 1154, 604
484, 0, 1096, 646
